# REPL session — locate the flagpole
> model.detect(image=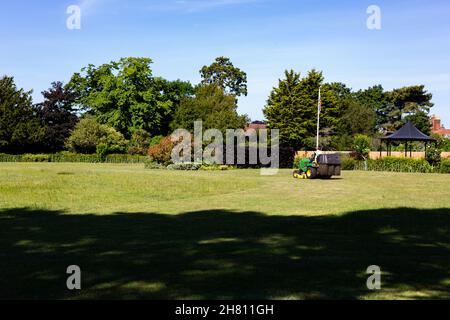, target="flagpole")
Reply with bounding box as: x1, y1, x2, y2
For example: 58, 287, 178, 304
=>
316, 86, 321, 151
